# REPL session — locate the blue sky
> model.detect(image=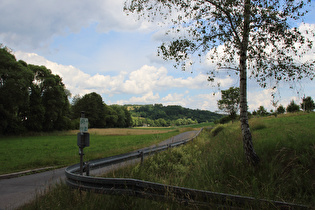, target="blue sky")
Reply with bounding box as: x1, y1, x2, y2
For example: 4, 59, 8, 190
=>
1, 0, 314, 112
